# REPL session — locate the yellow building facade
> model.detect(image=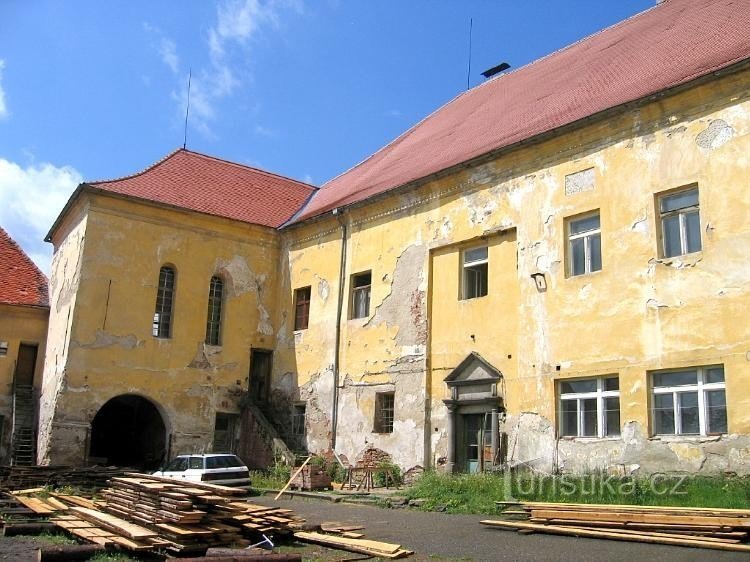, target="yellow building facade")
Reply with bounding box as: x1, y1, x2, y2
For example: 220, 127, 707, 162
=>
36, 0, 750, 474
0, 228, 49, 465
